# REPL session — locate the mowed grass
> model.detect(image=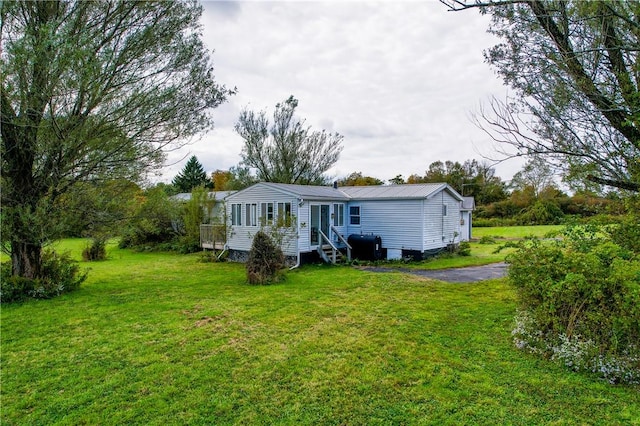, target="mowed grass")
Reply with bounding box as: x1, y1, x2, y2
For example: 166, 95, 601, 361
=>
2, 239, 639, 425
473, 225, 563, 240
